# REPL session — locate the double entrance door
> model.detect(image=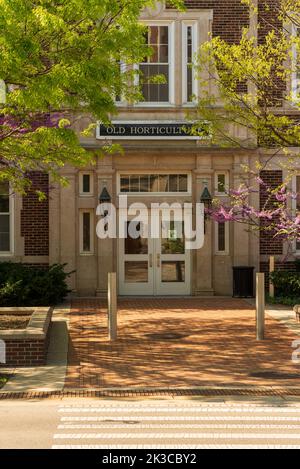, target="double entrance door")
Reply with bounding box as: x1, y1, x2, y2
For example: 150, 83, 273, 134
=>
119, 212, 191, 296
